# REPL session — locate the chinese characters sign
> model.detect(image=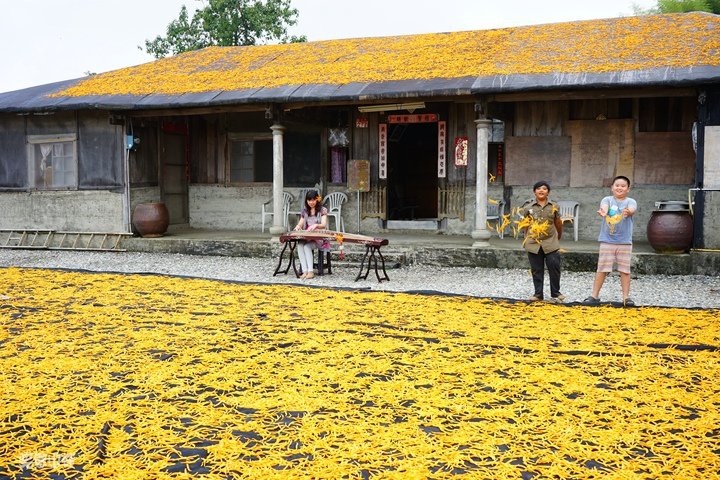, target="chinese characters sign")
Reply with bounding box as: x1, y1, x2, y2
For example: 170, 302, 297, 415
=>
454, 136, 468, 167
378, 123, 387, 179
438, 121, 447, 178
387, 113, 439, 124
